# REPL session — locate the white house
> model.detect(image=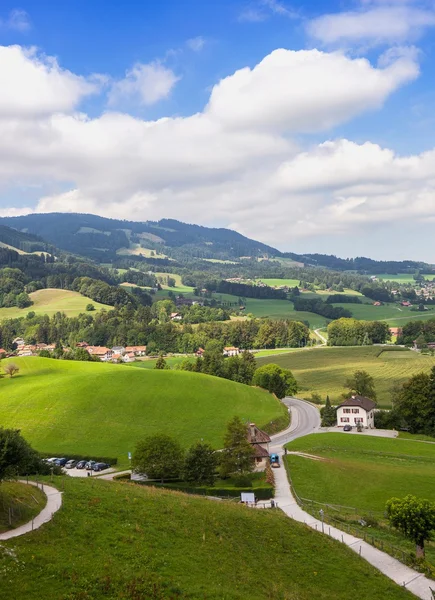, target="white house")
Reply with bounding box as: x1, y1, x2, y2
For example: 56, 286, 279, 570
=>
337, 395, 376, 429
